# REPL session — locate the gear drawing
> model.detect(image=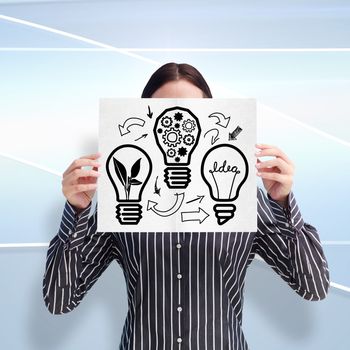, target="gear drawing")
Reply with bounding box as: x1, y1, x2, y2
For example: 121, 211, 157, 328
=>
174, 112, 183, 121
182, 119, 196, 133
183, 134, 195, 146
161, 115, 173, 128
178, 147, 188, 157
162, 127, 182, 148
167, 148, 176, 158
